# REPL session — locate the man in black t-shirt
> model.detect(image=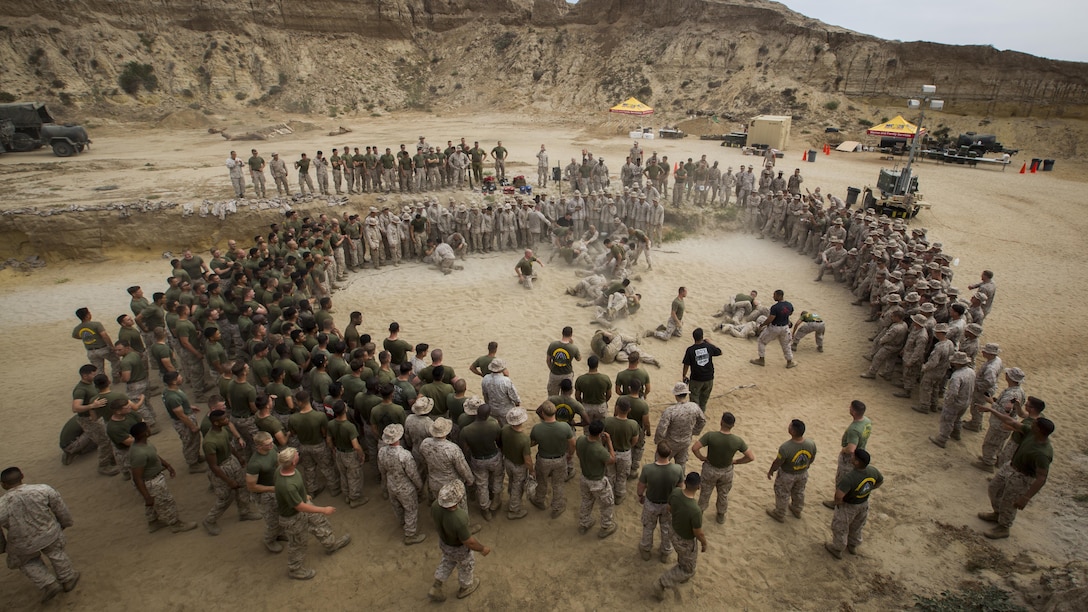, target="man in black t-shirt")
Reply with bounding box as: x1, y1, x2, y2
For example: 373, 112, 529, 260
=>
682, 328, 722, 412
750, 290, 796, 369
